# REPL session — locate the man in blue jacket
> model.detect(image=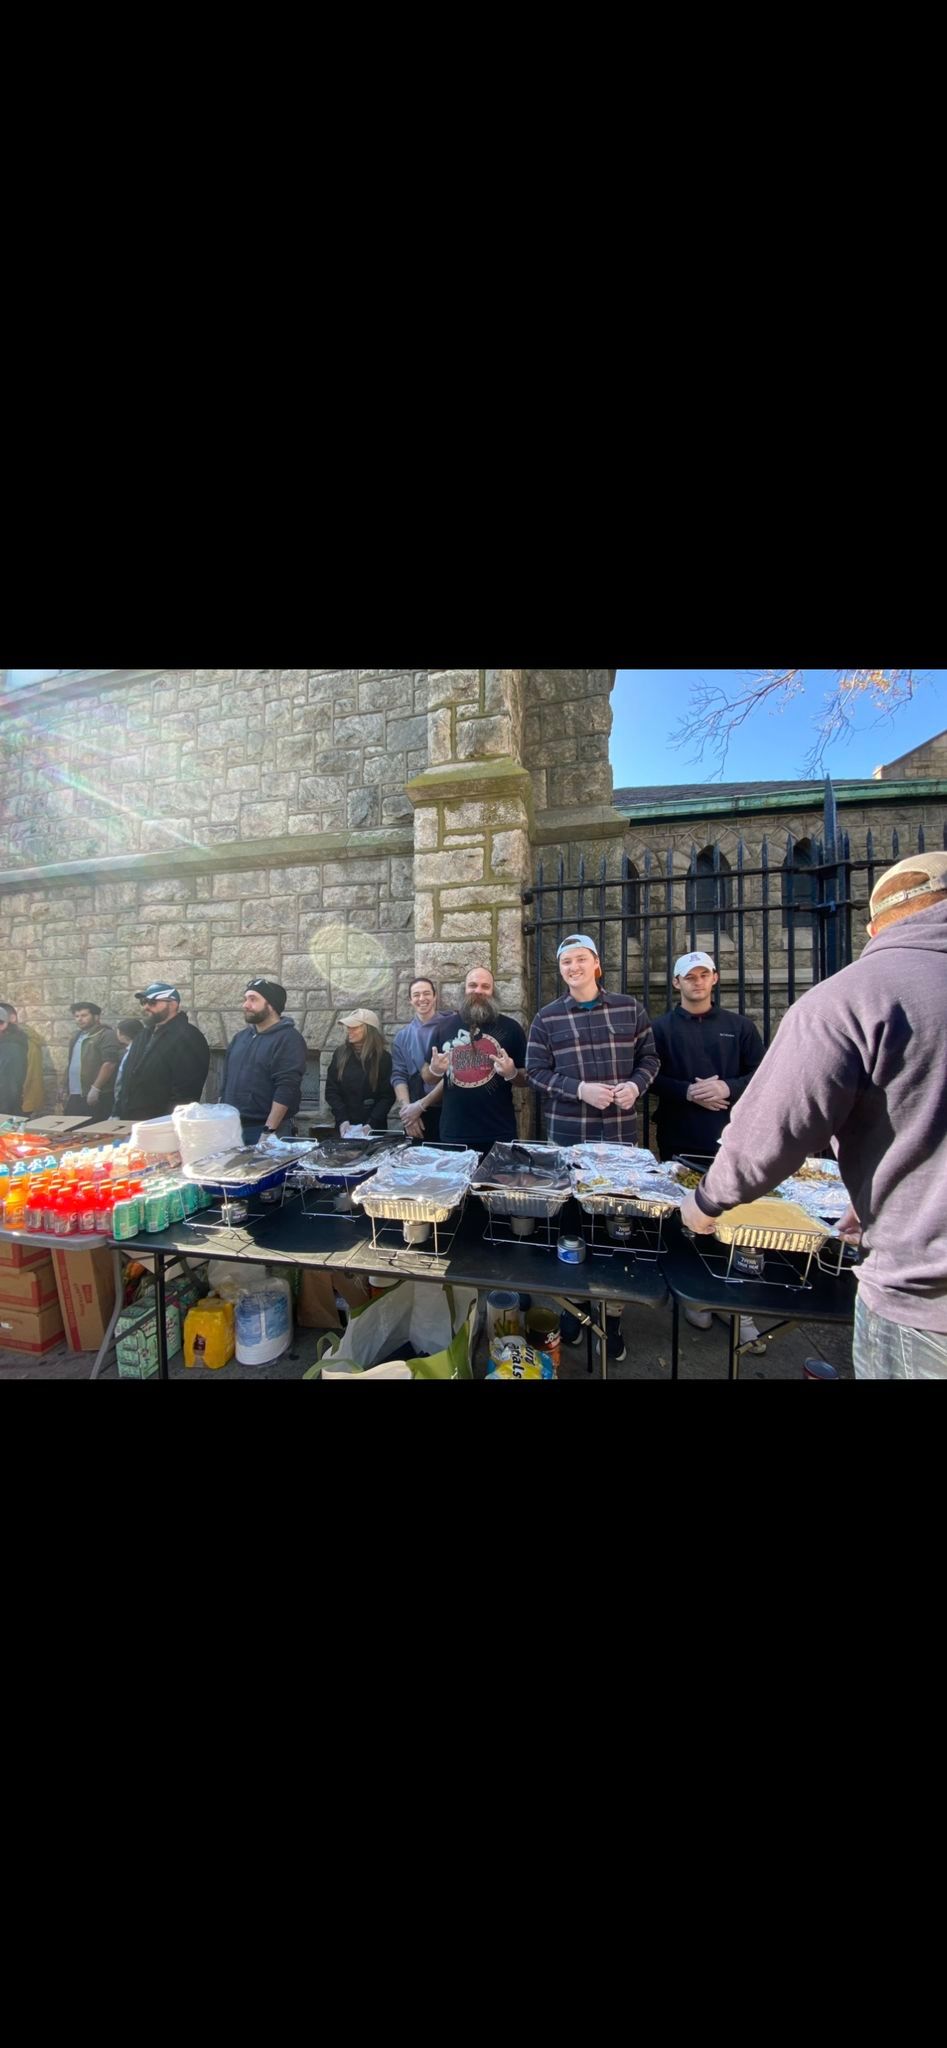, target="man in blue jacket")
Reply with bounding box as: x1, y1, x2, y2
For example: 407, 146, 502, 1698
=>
220, 978, 308, 1144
